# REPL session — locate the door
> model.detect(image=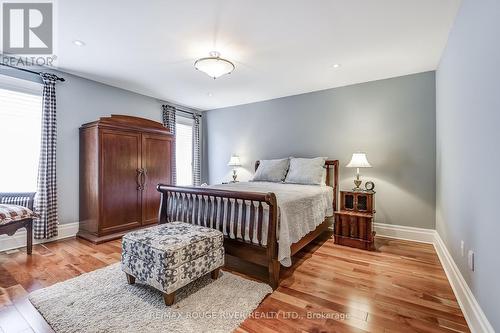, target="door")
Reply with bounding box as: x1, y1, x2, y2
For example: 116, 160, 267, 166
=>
141, 133, 173, 225
100, 129, 142, 233
355, 193, 373, 213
